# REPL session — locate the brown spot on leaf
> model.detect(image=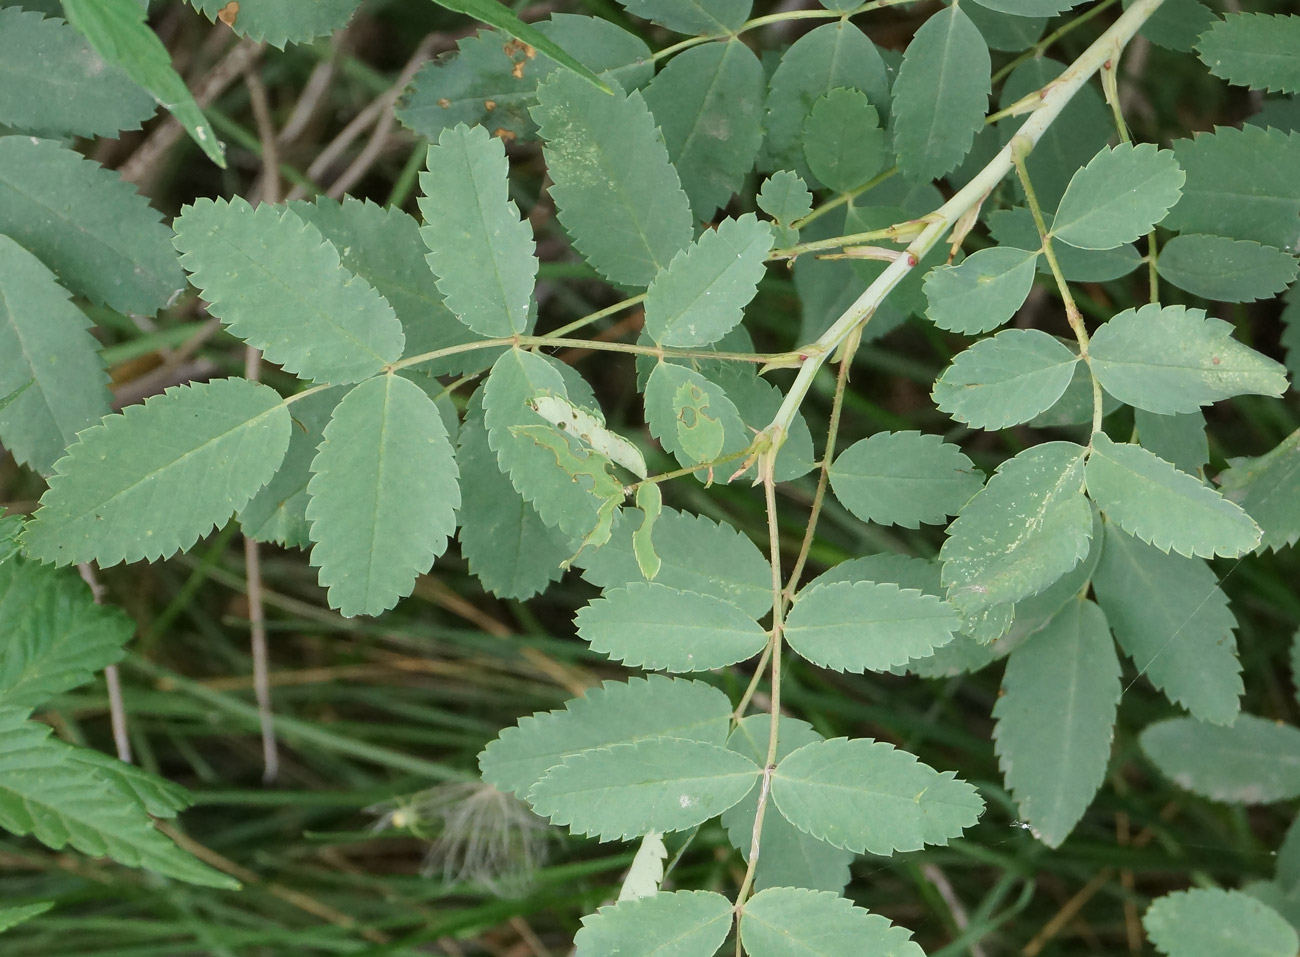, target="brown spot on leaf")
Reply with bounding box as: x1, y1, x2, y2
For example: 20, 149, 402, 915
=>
437, 98, 451, 109
493, 128, 517, 143
484, 99, 496, 111
217, 1, 238, 26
